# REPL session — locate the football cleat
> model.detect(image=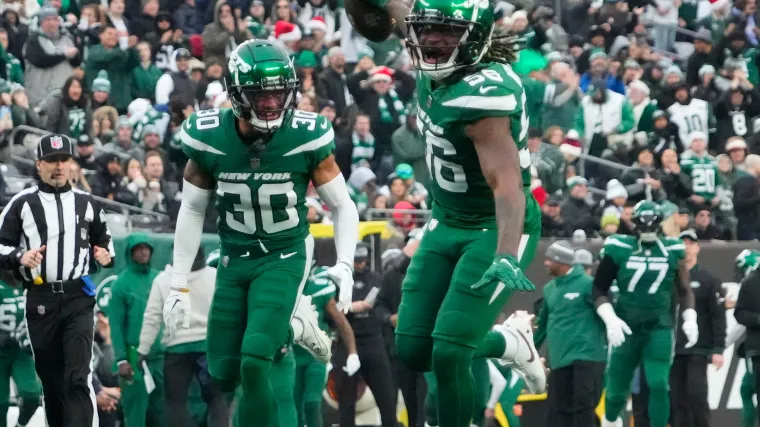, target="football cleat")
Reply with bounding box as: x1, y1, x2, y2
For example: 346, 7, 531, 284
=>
495, 311, 546, 393
292, 296, 332, 363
